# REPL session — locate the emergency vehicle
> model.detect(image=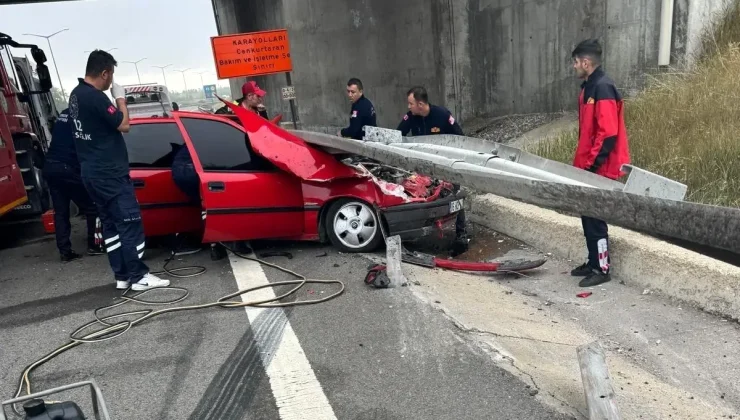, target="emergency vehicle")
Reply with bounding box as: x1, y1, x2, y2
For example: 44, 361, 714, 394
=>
0, 32, 56, 219
123, 84, 175, 118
